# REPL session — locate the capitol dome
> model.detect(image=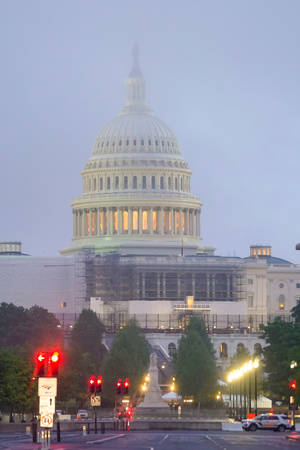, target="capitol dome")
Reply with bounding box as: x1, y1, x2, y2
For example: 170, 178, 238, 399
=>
61, 48, 203, 256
